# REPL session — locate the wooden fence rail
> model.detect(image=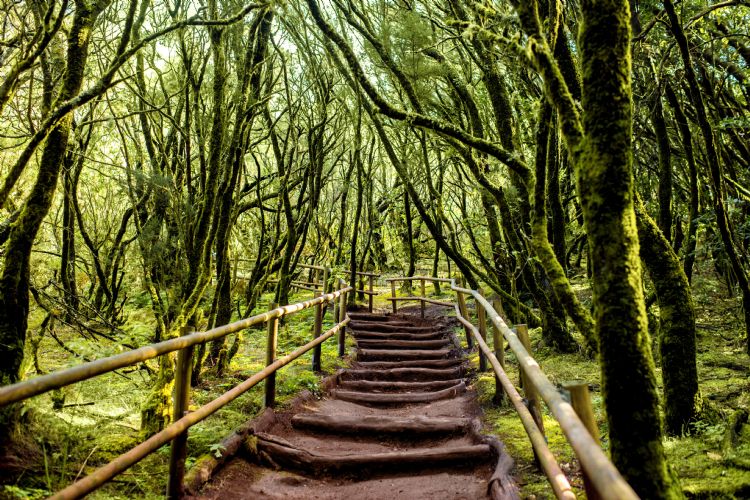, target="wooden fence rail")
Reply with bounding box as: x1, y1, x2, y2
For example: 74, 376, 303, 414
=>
387, 276, 639, 500
265, 264, 381, 312
0, 285, 352, 499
